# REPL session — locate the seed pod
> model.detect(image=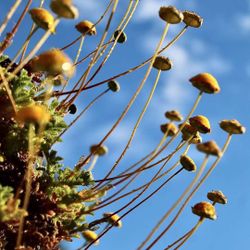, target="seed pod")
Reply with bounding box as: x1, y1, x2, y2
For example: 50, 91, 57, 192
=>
159, 6, 184, 24
192, 201, 217, 220
153, 56, 173, 71
15, 104, 50, 125
29, 8, 55, 33
180, 155, 196, 172
219, 119, 246, 134
90, 144, 108, 156
75, 20, 97, 36
82, 230, 99, 245
103, 212, 122, 228
189, 115, 211, 134
196, 141, 222, 157
207, 190, 227, 205
28, 49, 74, 77
182, 11, 203, 28
182, 132, 202, 144
113, 30, 127, 43
108, 80, 120, 92
165, 110, 183, 122
179, 122, 198, 142
160, 123, 178, 136
68, 104, 77, 114
189, 73, 220, 94
50, 0, 79, 19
